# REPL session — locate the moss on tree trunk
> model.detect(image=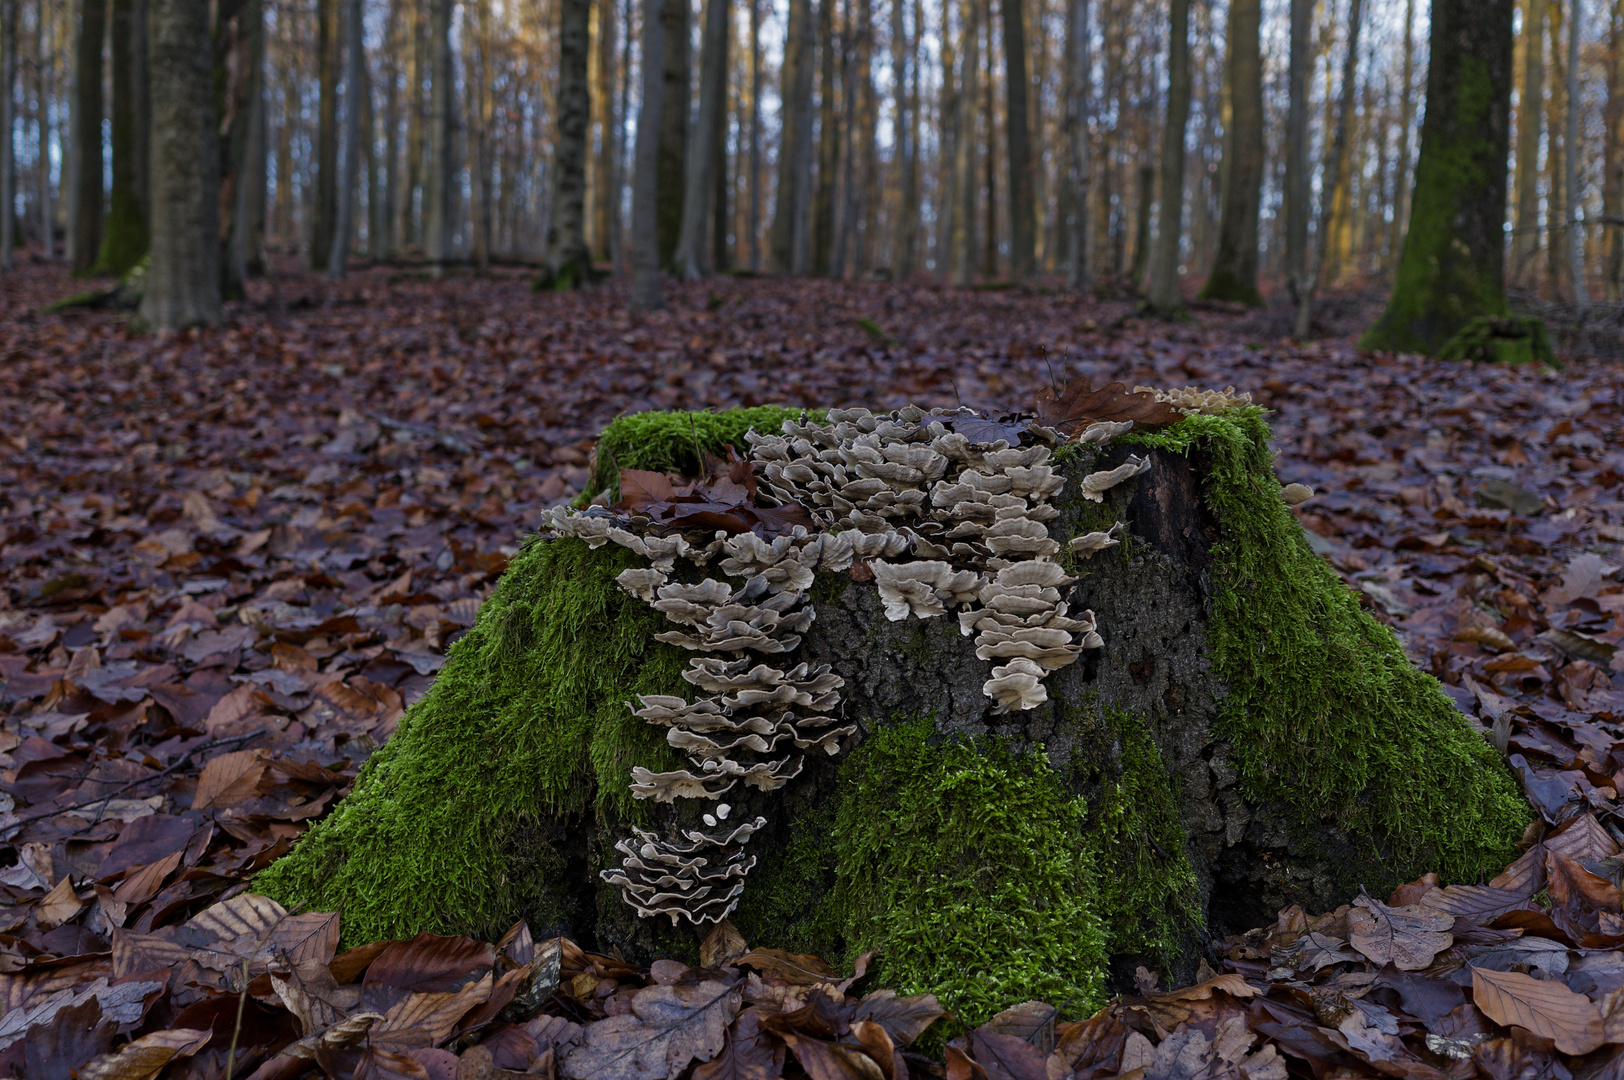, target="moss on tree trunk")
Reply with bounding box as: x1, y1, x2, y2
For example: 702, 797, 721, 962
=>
1361, 0, 1519, 356
256, 406, 1529, 1024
